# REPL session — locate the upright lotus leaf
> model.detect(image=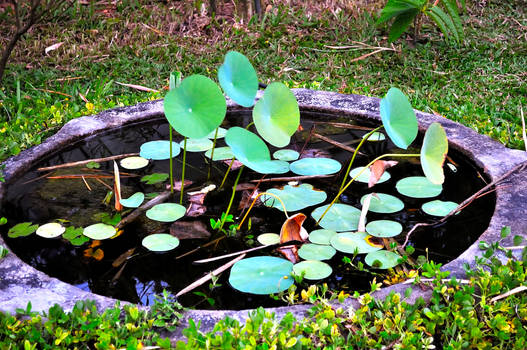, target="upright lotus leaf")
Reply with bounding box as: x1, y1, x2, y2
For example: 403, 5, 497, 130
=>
311, 203, 361, 232
396, 176, 442, 198
218, 51, 258, 107
421, 122, 448, 184
252, 82, 300, 147
261, 184, 327, 212
140, 140, 180, 160
229, 256, 294, 294
379, 87, 418, 149
163, 74, 227, 139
